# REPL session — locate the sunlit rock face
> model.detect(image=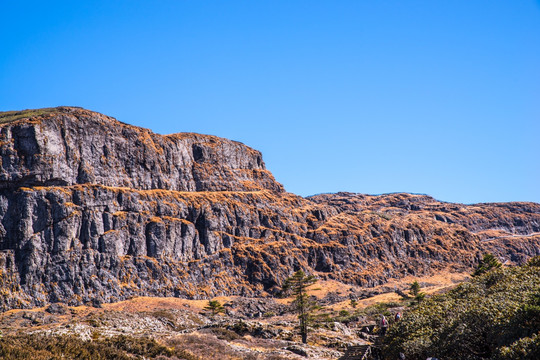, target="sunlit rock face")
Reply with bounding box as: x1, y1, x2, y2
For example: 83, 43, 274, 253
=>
0, 107, 538, 310
0, 107, 282, 192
